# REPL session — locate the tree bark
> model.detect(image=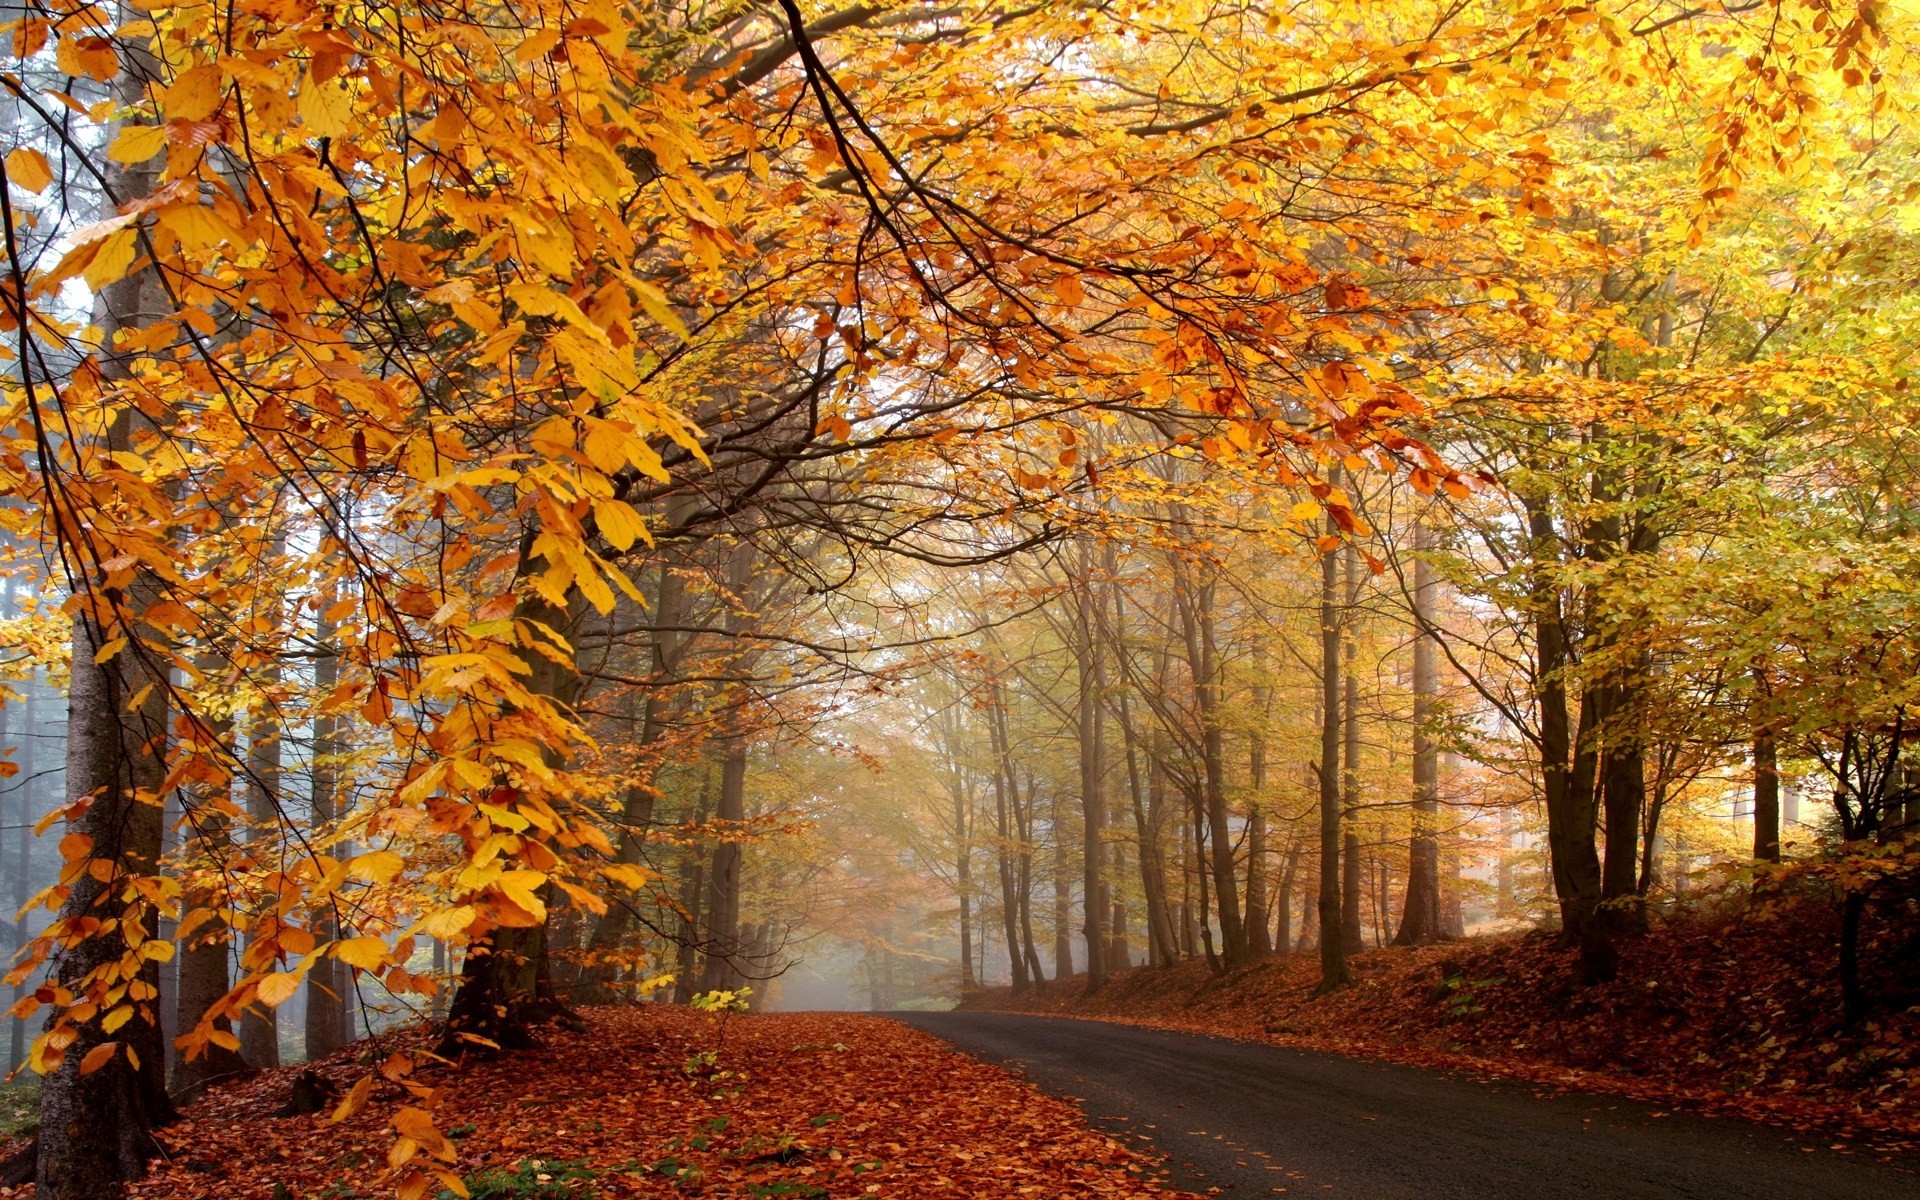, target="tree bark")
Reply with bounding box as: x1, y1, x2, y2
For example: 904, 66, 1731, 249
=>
1525, 494, 1615, 984
1315, 521, 1353, 993
171, 665, 248, 1093
1395, 518, 1442, 946
35, 71, 179, 1193
240, 673, 282, 1069
304, 600, 345, 1058
1340, 543, 1365, 956
1073, 556, 1108, 991
1245, 685, 1272, 958
1753, 667, 1780, 862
